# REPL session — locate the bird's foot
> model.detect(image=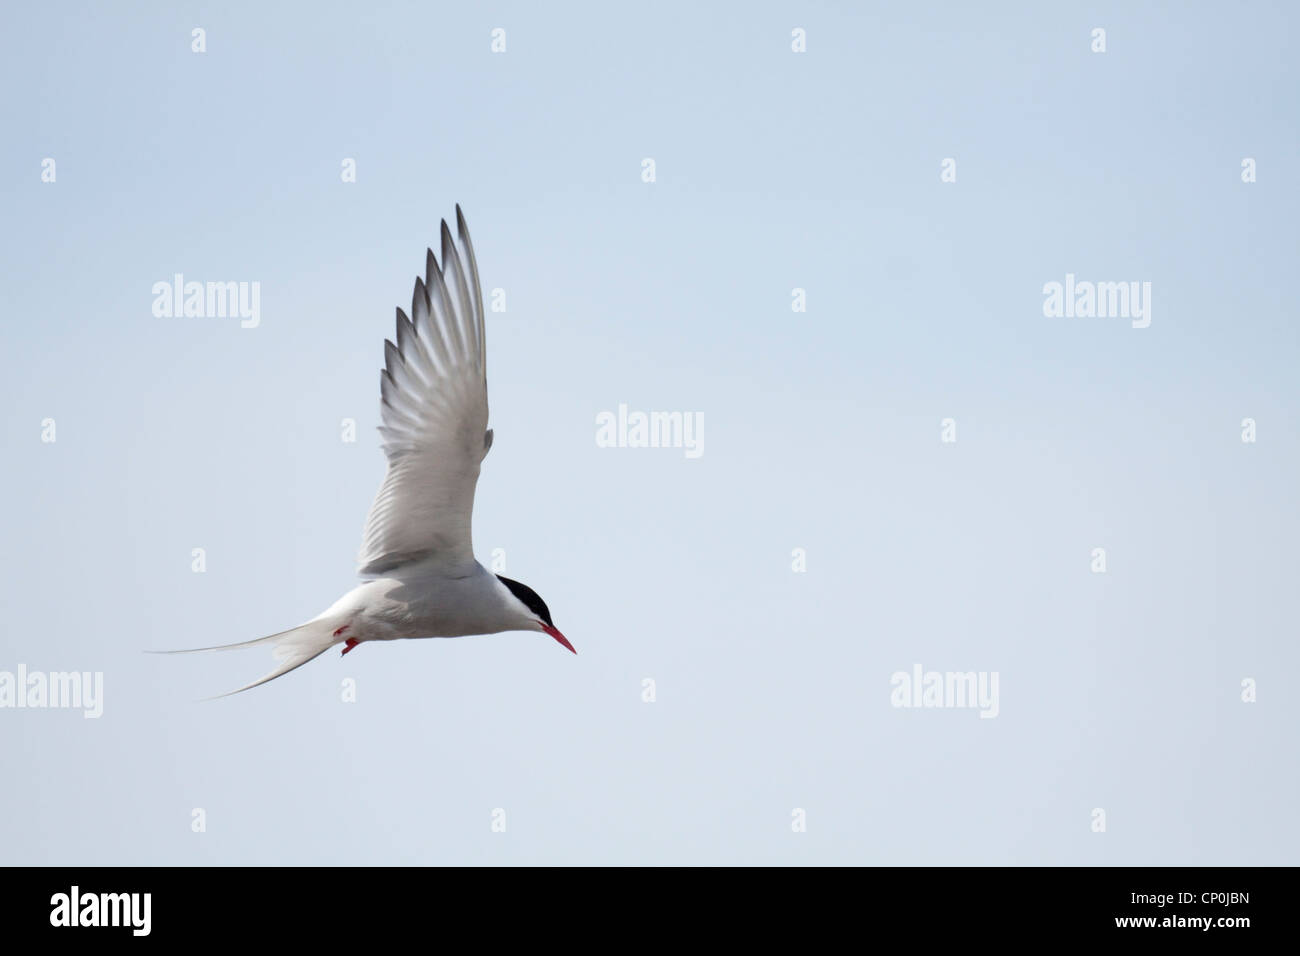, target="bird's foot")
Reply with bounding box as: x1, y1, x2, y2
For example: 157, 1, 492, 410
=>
341, 637, 359, 656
